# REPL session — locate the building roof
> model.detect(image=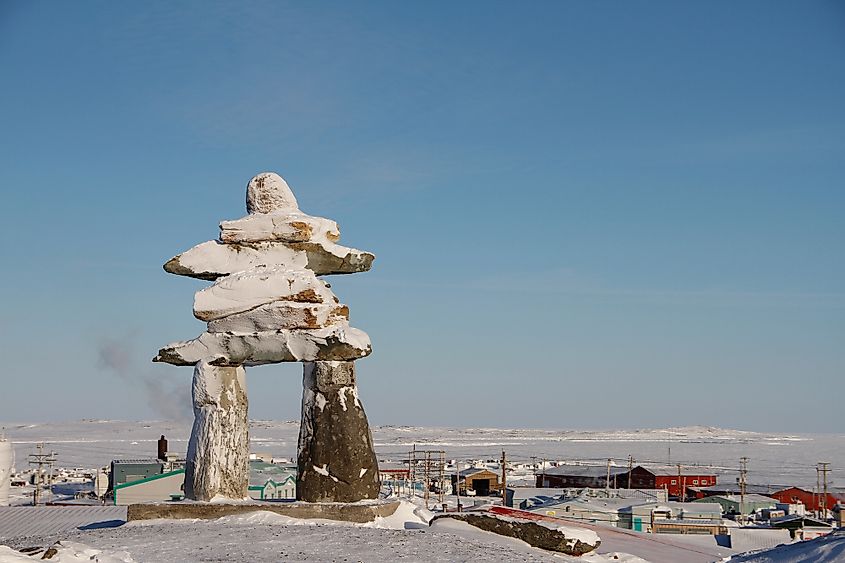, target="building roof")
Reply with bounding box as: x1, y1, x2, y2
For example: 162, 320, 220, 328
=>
541, 466, 627, 478
692, 483, 777, 495
457, 467, 498, 478
540, 497, 637, 513
695, 494, 778, 507
645, 467, 717, 477
114, 468, 185, 490
0, 506, 127, 541
111, 459, 162, 465
770, 514, 832, 528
